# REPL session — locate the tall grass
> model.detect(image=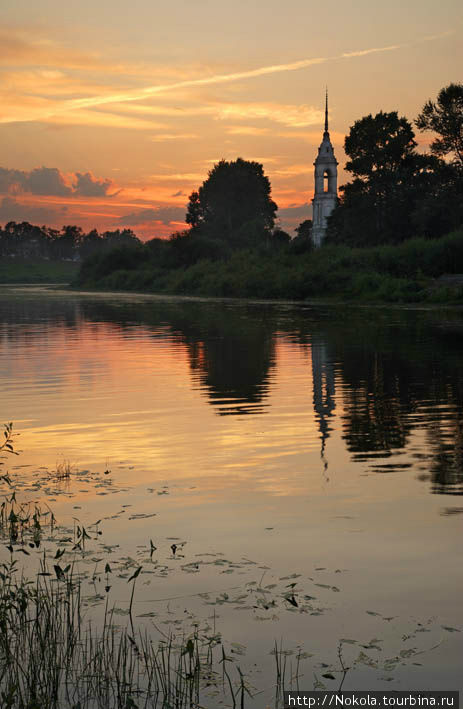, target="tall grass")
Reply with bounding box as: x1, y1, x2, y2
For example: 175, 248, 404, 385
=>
0, 563, 229, 709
